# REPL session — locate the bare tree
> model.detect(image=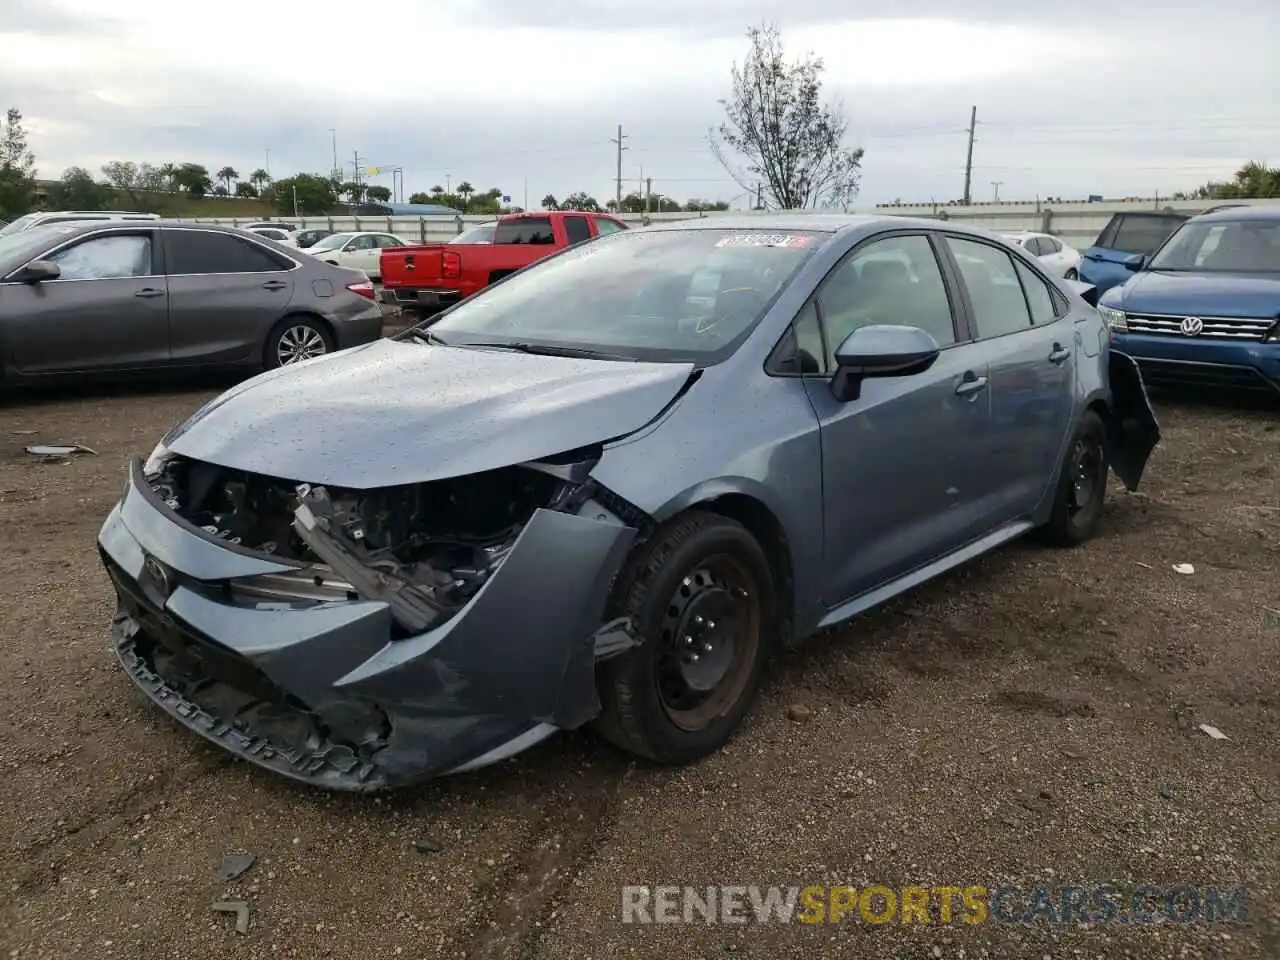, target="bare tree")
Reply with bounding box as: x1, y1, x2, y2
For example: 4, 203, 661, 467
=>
711, 23, 864, 211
